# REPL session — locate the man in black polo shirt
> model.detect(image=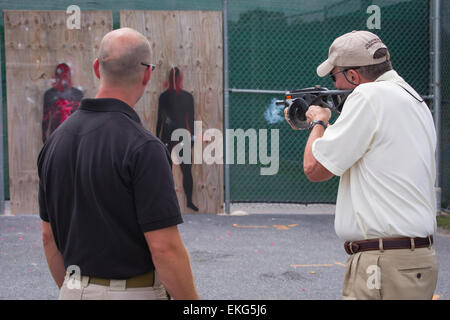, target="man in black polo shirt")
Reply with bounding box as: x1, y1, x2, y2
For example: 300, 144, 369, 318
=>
38, 28, 199, 300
